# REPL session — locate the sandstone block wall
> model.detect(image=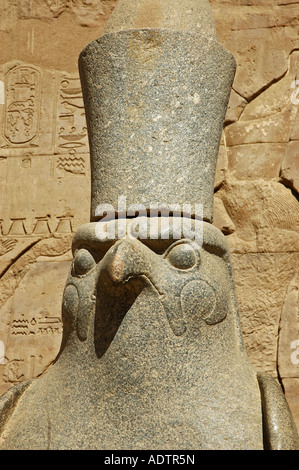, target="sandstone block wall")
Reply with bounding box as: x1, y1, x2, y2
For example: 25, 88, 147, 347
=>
0, 0, 298, 431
